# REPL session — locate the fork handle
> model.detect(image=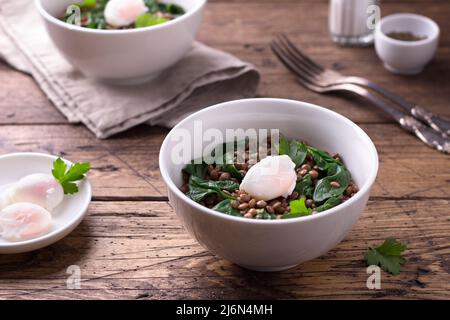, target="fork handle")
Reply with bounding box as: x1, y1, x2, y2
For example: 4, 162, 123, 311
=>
411, 105, 450, 137
344, 84, 450, 154
344, 76, 450, 136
